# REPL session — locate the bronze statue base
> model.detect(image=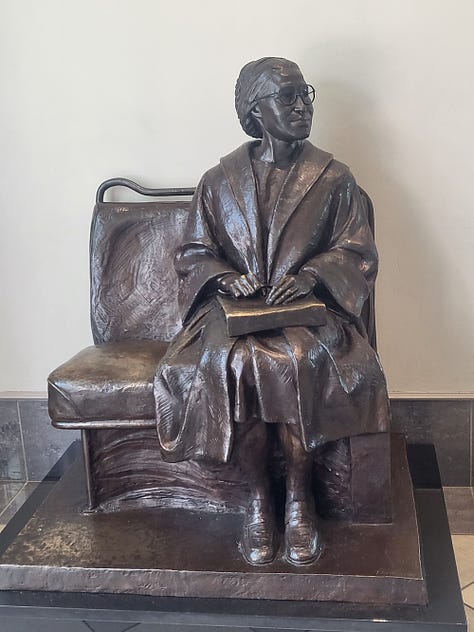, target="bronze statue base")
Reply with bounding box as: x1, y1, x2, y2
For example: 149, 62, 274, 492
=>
0, 435, 426, 605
